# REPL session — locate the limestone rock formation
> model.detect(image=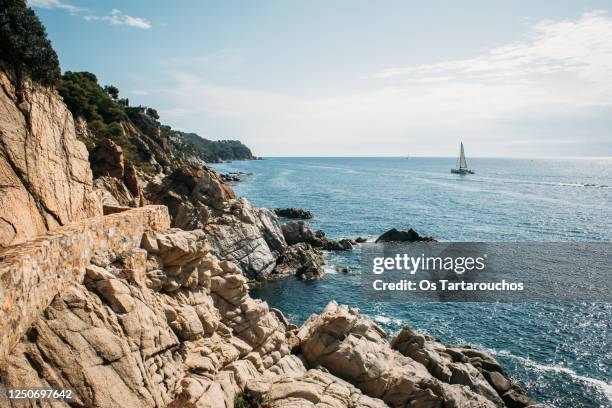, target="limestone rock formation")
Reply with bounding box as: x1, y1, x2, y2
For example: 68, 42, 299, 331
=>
0, 69, 100, 247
